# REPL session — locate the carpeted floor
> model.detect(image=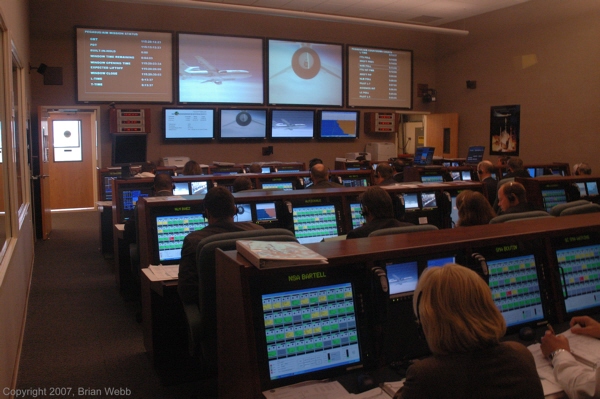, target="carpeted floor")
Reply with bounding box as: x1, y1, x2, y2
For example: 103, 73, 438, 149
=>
16, 211, 201, 398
